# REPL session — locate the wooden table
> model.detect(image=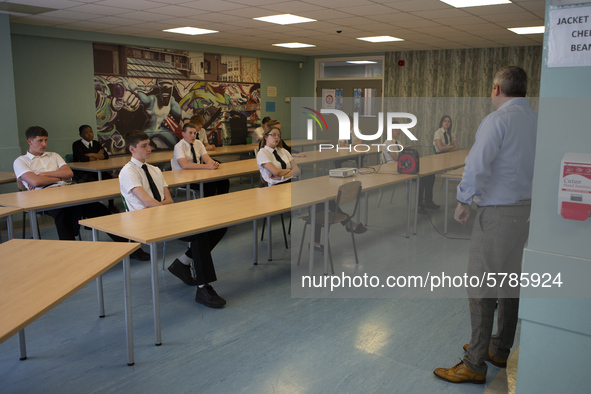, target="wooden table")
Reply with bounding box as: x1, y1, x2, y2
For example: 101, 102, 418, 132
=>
413, 150, 468, 234
0, 239, 140, 365
79, 184, 293, 346
0, 206, 22, 241
68, 151, 173, 180
0, 171, 17, 185
441, 167, 464, 235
